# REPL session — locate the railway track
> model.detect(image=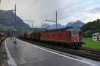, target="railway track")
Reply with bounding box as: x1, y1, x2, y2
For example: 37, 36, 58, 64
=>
71, 48, 100, 61
18, 38, 100, 61
80, 48, 100, 55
